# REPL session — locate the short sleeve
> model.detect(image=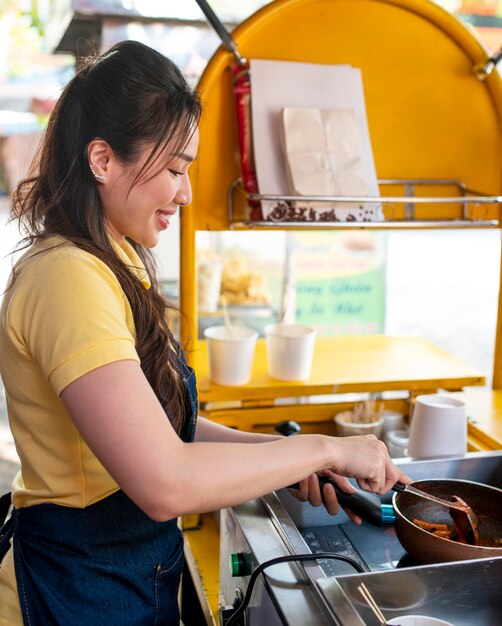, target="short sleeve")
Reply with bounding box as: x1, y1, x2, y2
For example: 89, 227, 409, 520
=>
10, 247, 140, 395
